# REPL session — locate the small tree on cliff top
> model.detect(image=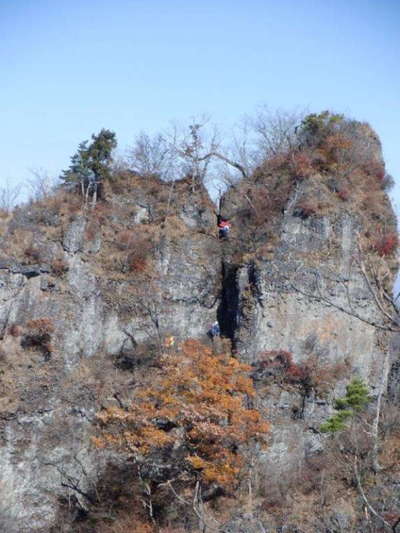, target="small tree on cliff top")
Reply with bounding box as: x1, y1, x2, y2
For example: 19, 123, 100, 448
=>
60, 129, 117, 206
94, 339, 268, 493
